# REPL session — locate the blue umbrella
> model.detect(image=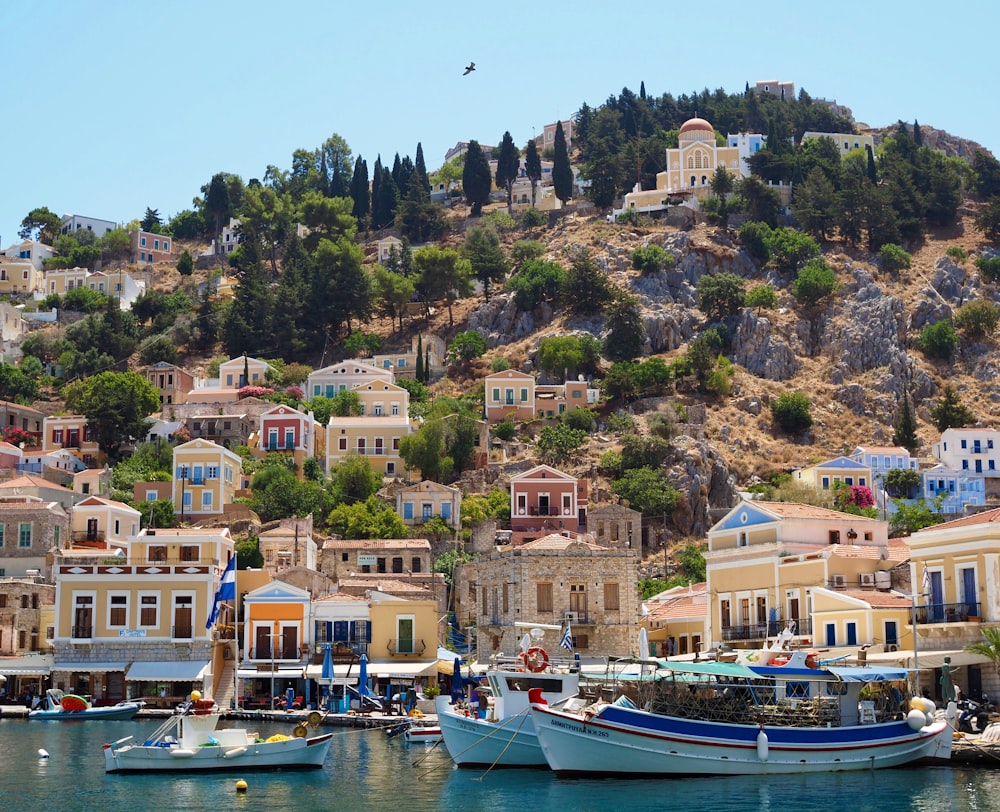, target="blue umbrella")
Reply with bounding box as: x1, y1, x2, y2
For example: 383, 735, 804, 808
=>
358, 653, 370, 698
321, 643, 334, 711
451, 656, 463, 703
